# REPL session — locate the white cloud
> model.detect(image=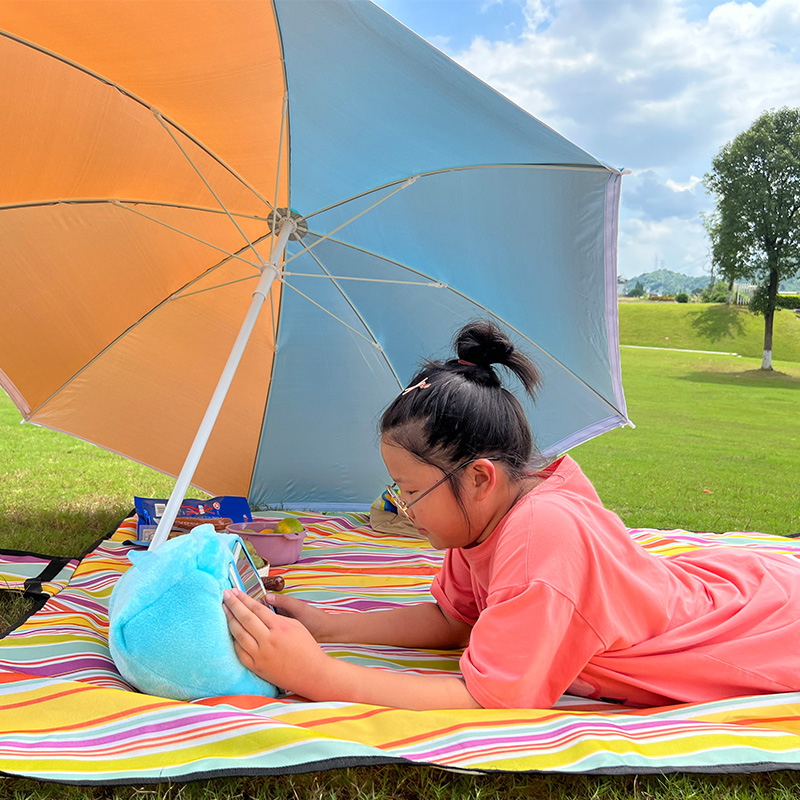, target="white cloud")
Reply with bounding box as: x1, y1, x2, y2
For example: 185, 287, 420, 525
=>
449, 0, 800, 275
426, 34, 452, 51
618, 216, 710, 278
665, 176, 703, 192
